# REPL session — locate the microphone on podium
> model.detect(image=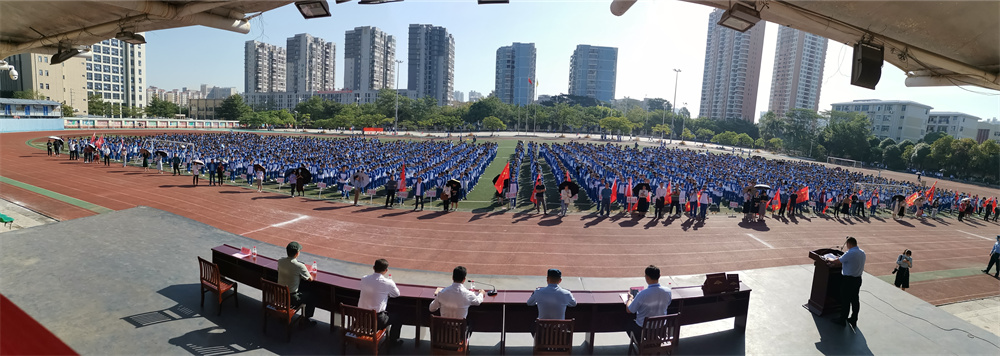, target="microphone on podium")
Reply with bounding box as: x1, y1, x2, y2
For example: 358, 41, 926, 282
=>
468, 280, 498, 296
